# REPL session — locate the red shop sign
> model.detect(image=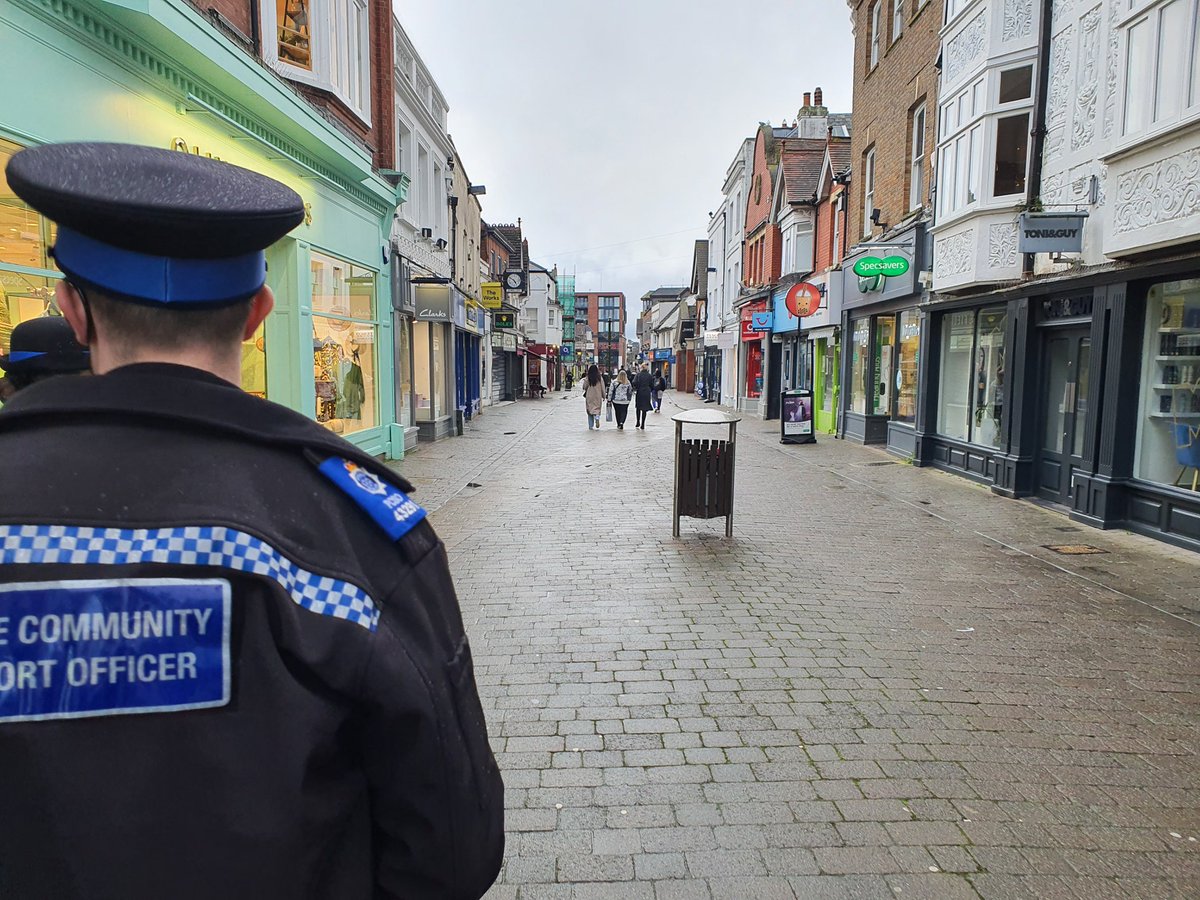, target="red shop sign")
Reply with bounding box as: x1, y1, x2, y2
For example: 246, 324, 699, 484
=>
785, 282, 822, 318
741, 301, 767, 342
